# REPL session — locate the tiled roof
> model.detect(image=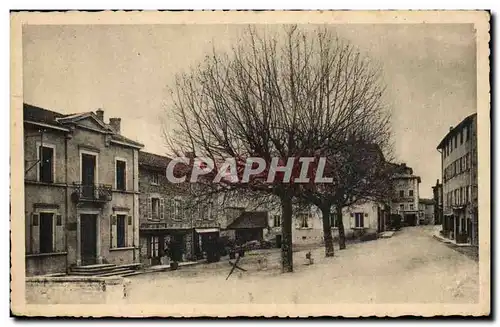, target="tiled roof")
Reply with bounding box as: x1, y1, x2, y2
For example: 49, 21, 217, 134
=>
419, 198, 435, 205
24, 103, 144, 148
111, 134, 144, 148
139, 151, 171, 168
23, 103, 69, 125
227, 211, 268, 229
437, 113, 477, 150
